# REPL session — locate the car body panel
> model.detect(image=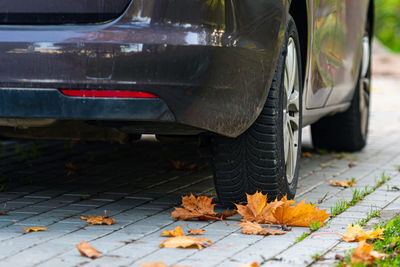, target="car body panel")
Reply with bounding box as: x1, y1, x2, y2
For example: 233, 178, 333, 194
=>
0, 0, 372, 139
